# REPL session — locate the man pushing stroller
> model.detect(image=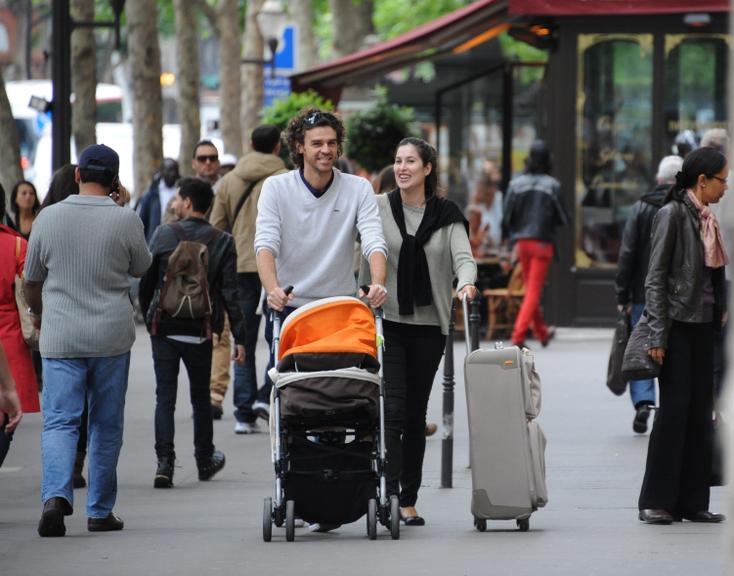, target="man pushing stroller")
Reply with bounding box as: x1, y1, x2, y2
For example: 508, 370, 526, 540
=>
255, 107, 387, 533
